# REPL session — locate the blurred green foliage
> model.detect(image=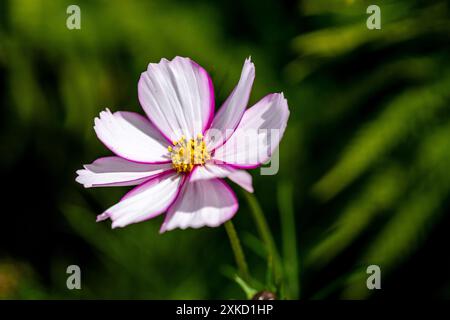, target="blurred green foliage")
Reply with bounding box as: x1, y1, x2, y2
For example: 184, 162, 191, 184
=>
0, 0, 449, 299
